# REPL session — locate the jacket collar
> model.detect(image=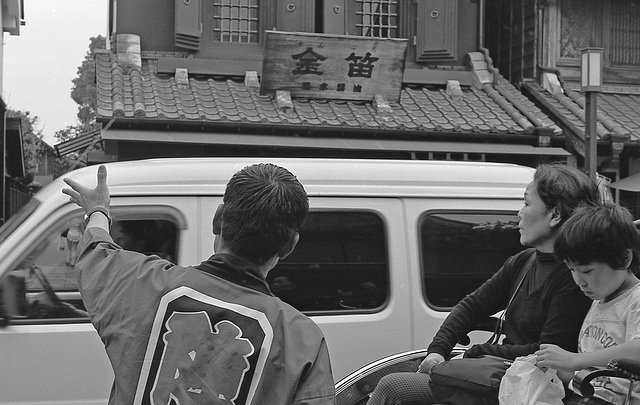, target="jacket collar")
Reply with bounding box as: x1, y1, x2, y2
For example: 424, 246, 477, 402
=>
195, 253, 273, 296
